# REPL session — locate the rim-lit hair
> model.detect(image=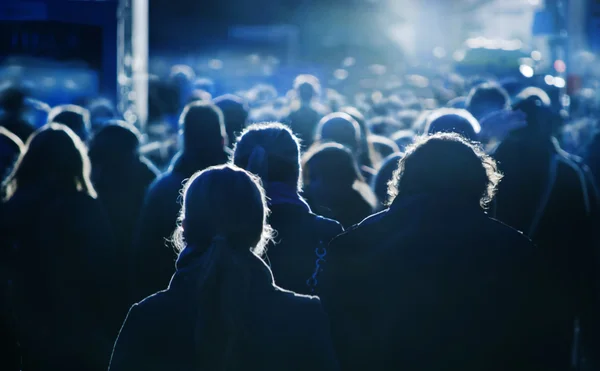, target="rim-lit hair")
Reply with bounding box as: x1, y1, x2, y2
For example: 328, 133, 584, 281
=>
3, 123, 96, 200
172, 164, 273, 256
233, 122, 302, 191
387, 132, 501, 208
424, 108, 481, 140
47, 104, 91, 141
